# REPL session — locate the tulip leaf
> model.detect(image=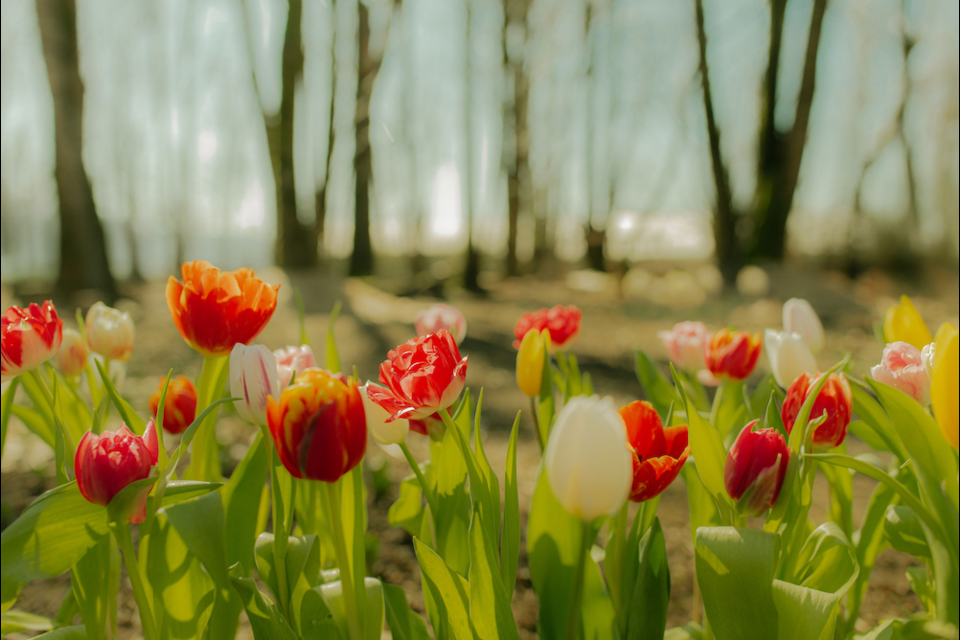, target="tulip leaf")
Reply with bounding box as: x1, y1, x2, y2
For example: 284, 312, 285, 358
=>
383, 583, 431, 640
792, 522, 859, 596
771, 580, 838, 640
819, 448, 855, 538
94, 359, 147, 435
230, 575, 298, 640
764, 392, 786, 438
18, 369, 55, 431
0, 609, 53, 633
501, 412, 521, 600
472, 390, 502, 546
299, 585, 341, 639
255, 534, 321, 634
222, 430, 269, 573
538, 334, 555, 447
681, 462, 721, 546
164, 491, 231, 591
694, 526, 780, 640
318, 577, 384, 640
713, 380, 746, 440
11, 404, 55, 449
414, 537, 475, 640
388, 471, 426, 536
70, 533, 113, 639
849, 382, 906, 460
885, 505, 931, 559
51, 370, 92, 448
160, 480, 223, 507
325, 301, 342, 374
1, 482, 109, 610
624, 518, 670, 640
672, 366, 729, 512
635, 350, 681, 419
435, 402, 474, 576
468, 504, 520, 640
845, 479, 896, 632
30, 626, 88, 640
